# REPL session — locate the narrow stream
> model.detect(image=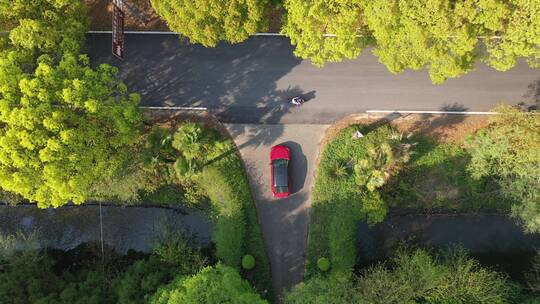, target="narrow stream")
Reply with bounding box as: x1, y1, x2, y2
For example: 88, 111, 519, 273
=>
0, 204, 213, 253
358, 213, 540, 281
